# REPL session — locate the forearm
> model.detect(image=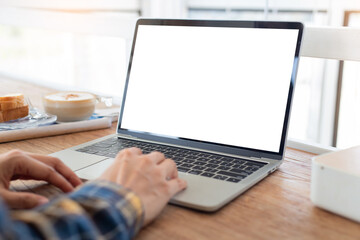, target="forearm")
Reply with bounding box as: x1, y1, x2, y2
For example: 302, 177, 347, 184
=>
0, 180, 144, 240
